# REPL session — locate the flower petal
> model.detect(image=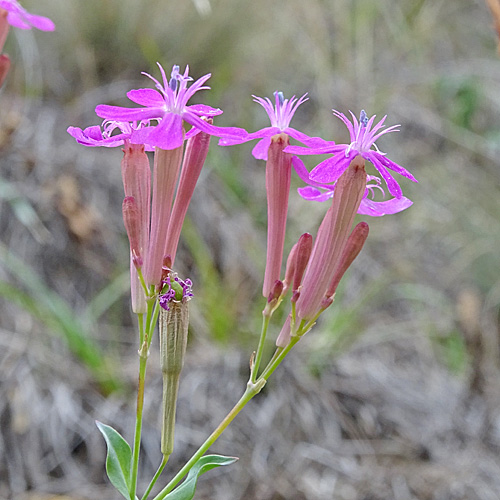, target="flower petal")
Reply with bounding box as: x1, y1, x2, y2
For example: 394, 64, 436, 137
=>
358, 196, 413, 216
285, 143, 339, 156
96, 104, 161, 122
377, 154, 418, 183
309, 154, 352, 184
297, 186, 333, 202
183, 112, 247, 141
252, 137, 272, 160
127, 88, 165, 107
364, 153, 402, 198
187, 104, 223, 117
285, 128, 330, 148
132, 113, 184, 150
